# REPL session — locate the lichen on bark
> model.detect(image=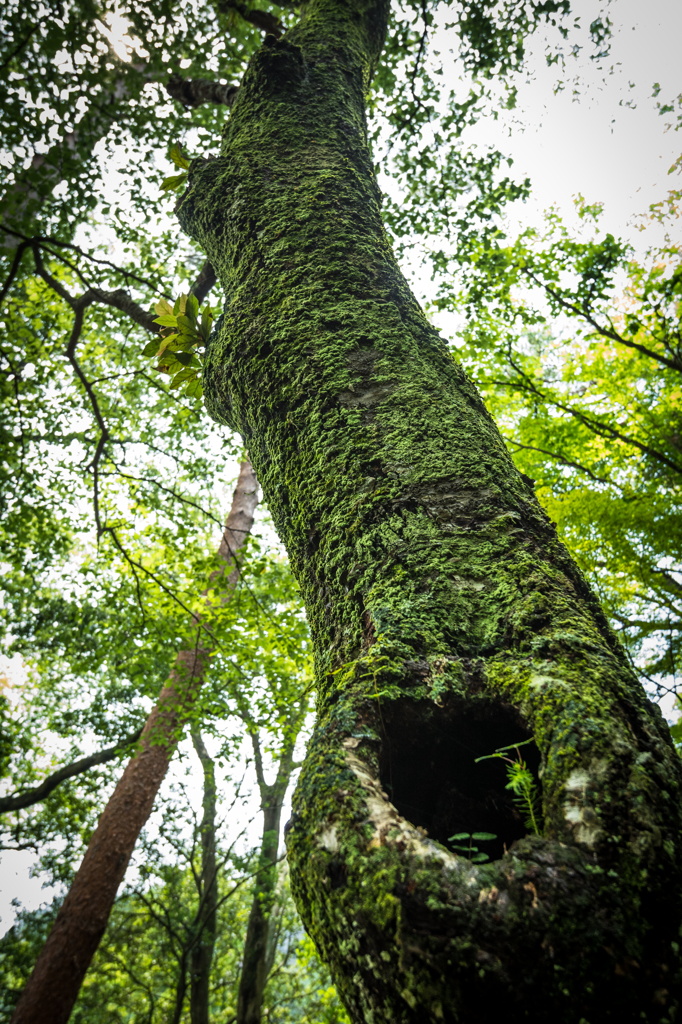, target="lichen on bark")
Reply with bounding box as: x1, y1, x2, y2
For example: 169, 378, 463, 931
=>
176, 1, 682, 1020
